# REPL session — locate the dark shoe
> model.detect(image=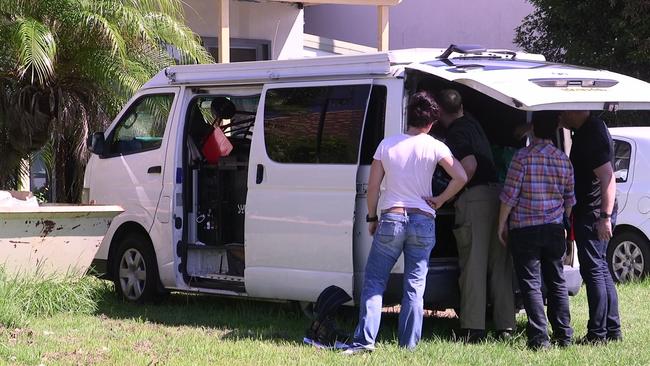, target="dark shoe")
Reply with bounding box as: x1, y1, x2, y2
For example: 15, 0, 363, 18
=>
496, 329, 514, 341
528, 341, 551, 351
606, 333, 623, 342
577, 335, 607, 345
552, 338, 573, 348
457, 329, 486, 344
